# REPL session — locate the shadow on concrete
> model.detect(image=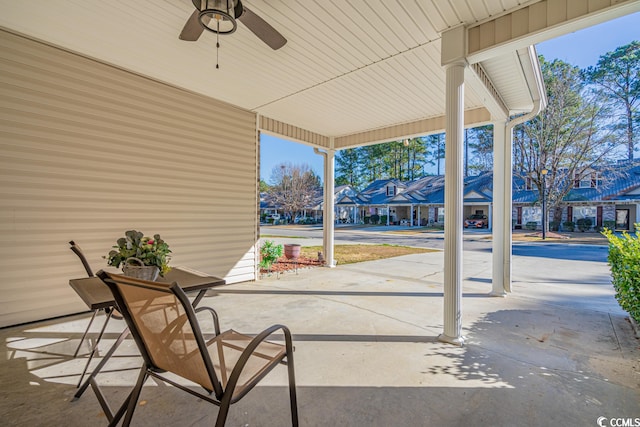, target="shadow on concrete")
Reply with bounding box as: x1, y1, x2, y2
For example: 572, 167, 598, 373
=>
3, 306, 637, 427
210, 289, 491, 298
